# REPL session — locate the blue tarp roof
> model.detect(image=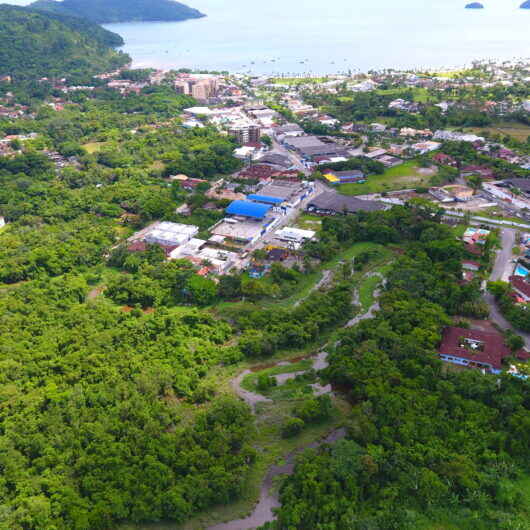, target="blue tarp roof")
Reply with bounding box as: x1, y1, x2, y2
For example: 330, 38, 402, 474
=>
226, 200, 271, 219
247, 194, 284, 205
